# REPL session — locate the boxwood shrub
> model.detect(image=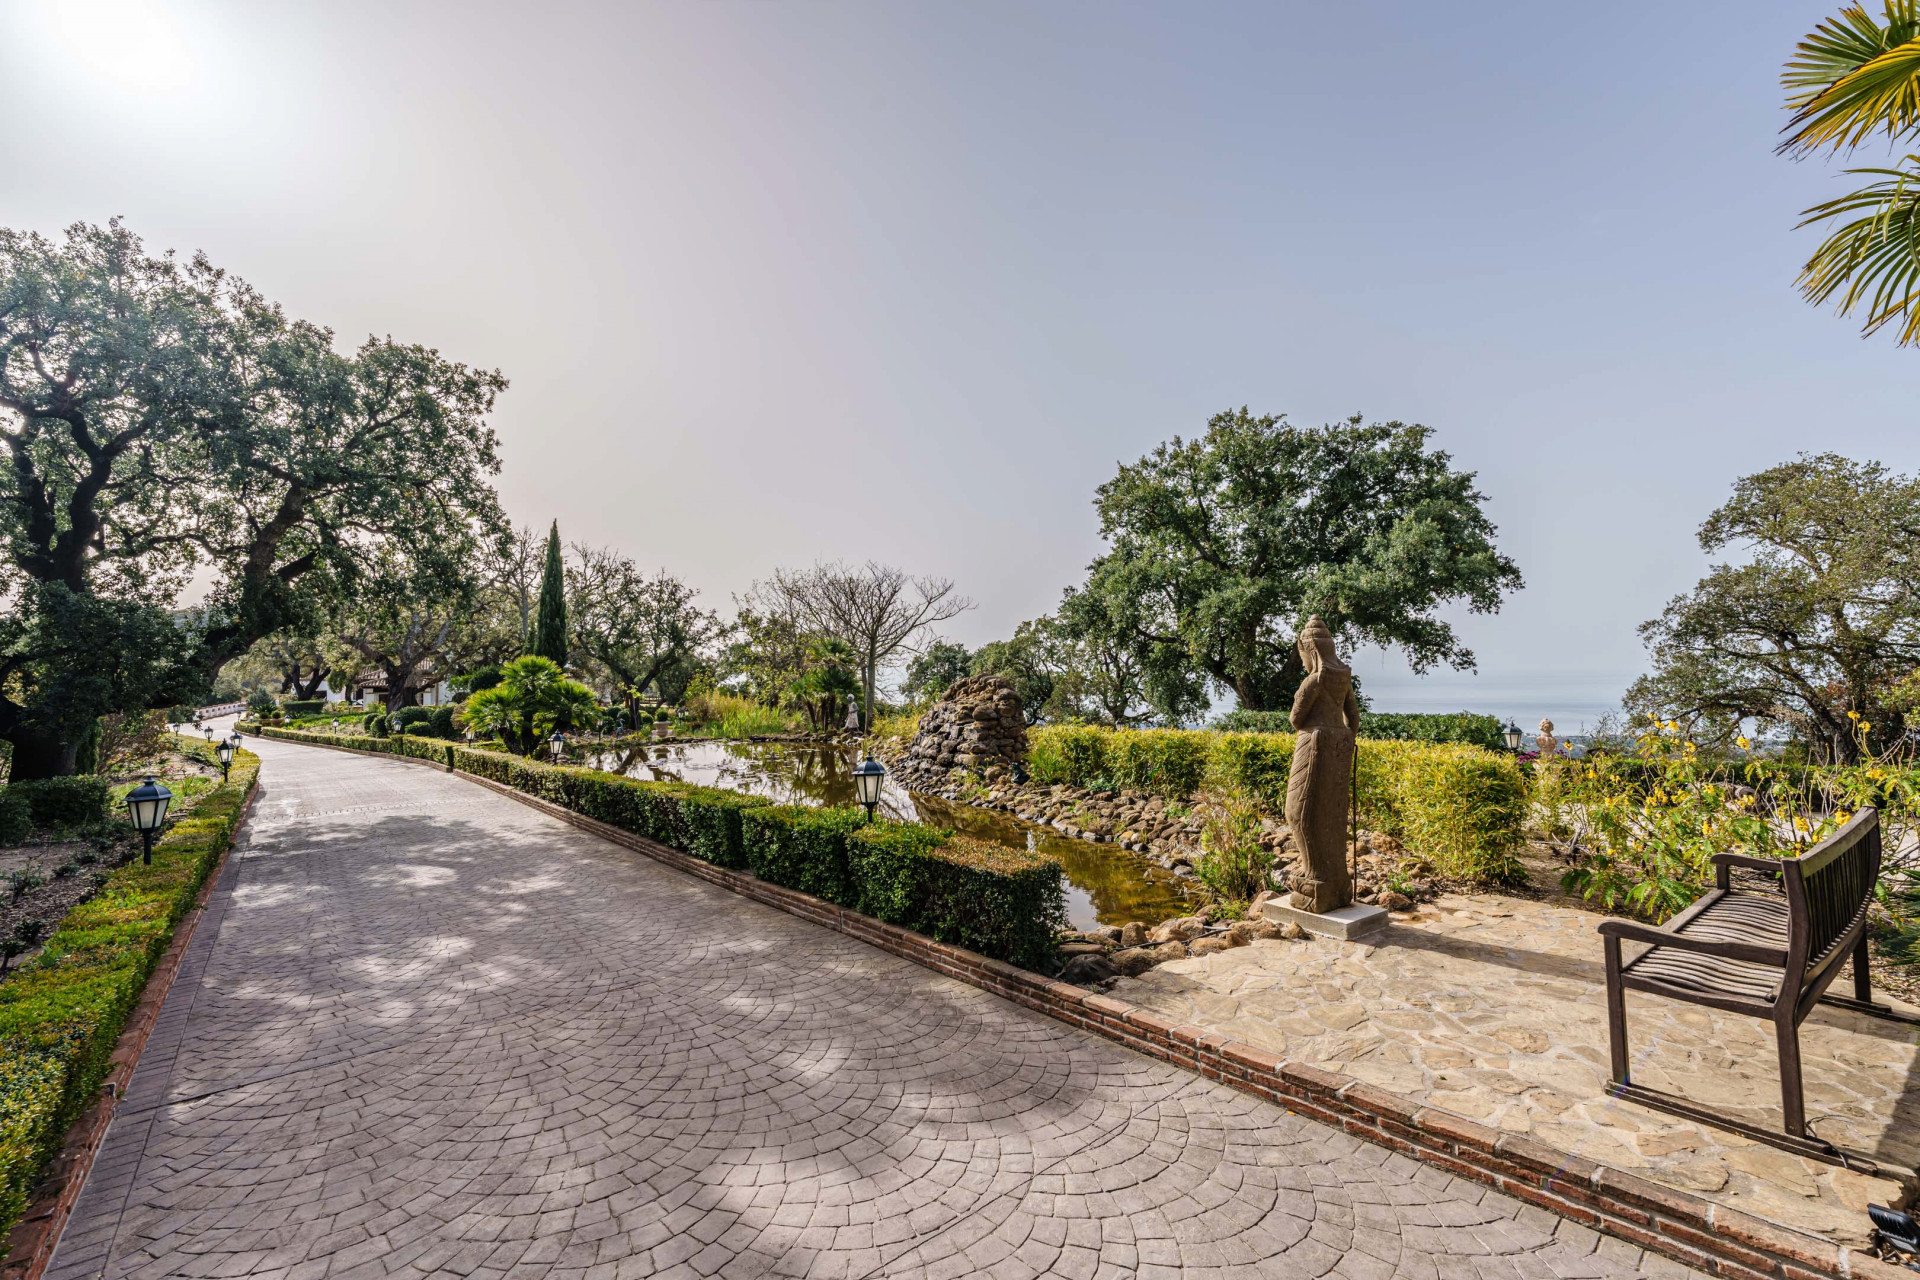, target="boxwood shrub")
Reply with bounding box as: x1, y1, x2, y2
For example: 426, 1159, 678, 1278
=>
280, 699, 325, 718
741, 804, 870, 904
7, 777, 112, 828
0, 745, 258, 1241
849, 828, 1063, 971
0, 791, 30, 846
